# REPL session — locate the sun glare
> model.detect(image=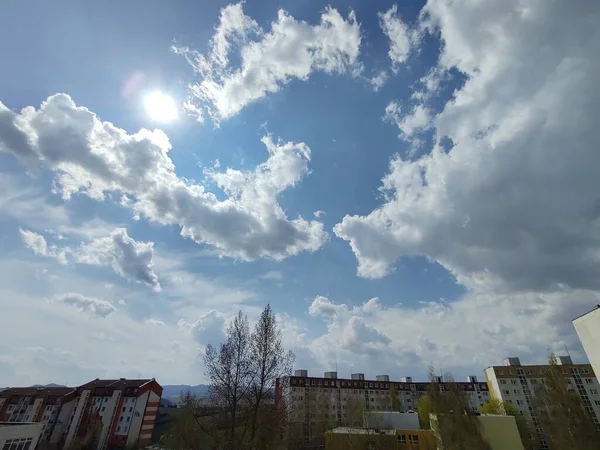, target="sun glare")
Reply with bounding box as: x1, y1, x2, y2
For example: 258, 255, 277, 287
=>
144, 91, 179, 122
